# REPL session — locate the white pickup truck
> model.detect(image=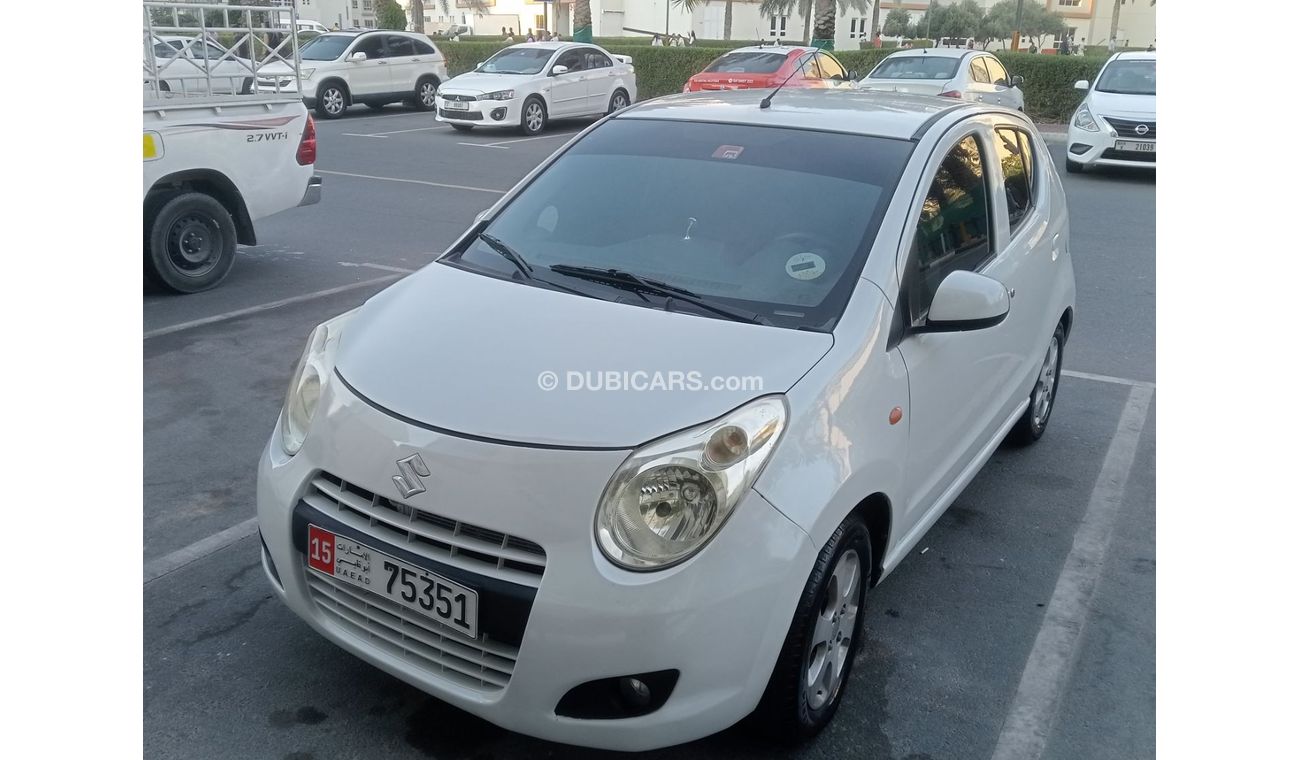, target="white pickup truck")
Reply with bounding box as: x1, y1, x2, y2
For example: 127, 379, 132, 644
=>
143, 1, 322, 293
